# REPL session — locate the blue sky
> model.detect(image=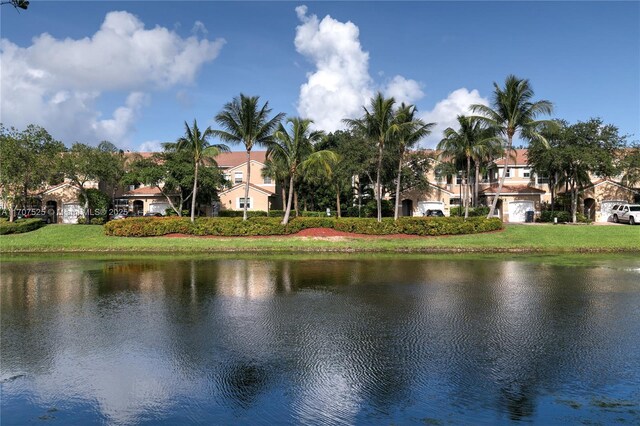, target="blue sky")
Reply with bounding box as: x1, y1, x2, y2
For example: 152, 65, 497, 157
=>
1, 1, 638, 150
